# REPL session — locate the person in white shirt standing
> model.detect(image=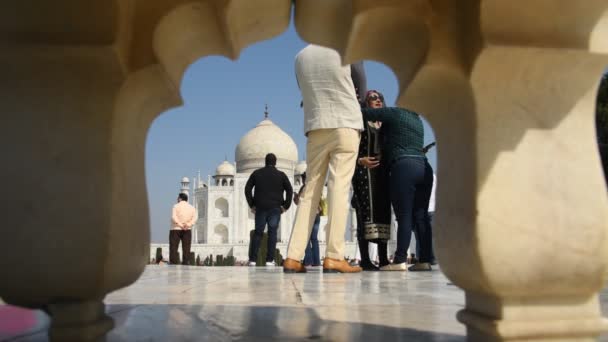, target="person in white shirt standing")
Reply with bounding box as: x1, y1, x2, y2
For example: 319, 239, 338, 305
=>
170, 193, 197, 265
284, 44, 365, 274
